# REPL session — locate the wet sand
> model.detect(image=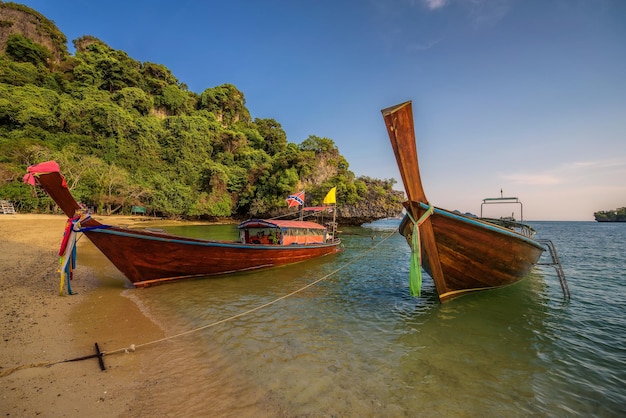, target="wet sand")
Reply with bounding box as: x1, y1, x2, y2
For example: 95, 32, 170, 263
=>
0, 214, 169, 417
